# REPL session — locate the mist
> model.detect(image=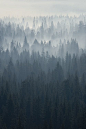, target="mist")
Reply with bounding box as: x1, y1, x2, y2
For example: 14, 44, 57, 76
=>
0, 1, 86, 129
0, 0, 86, 17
